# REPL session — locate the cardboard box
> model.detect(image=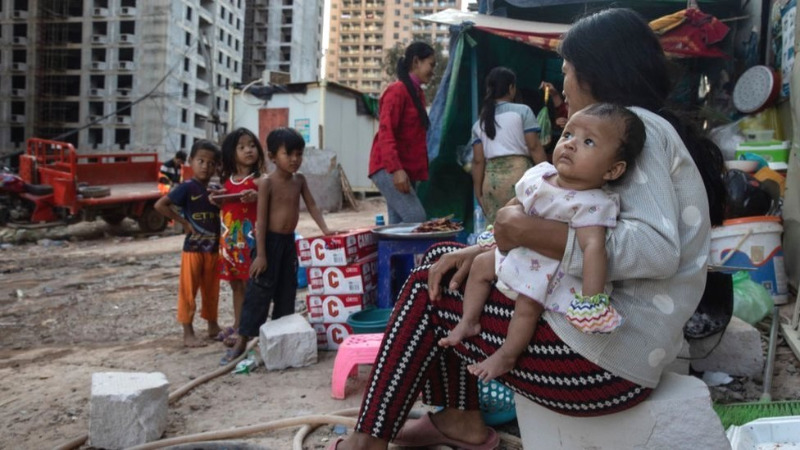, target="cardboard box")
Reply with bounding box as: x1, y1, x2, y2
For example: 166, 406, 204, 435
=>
306, 291, 377, 324
312, 322, 353, 350
296, 228, 377, 267
307, 257, 377, 294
